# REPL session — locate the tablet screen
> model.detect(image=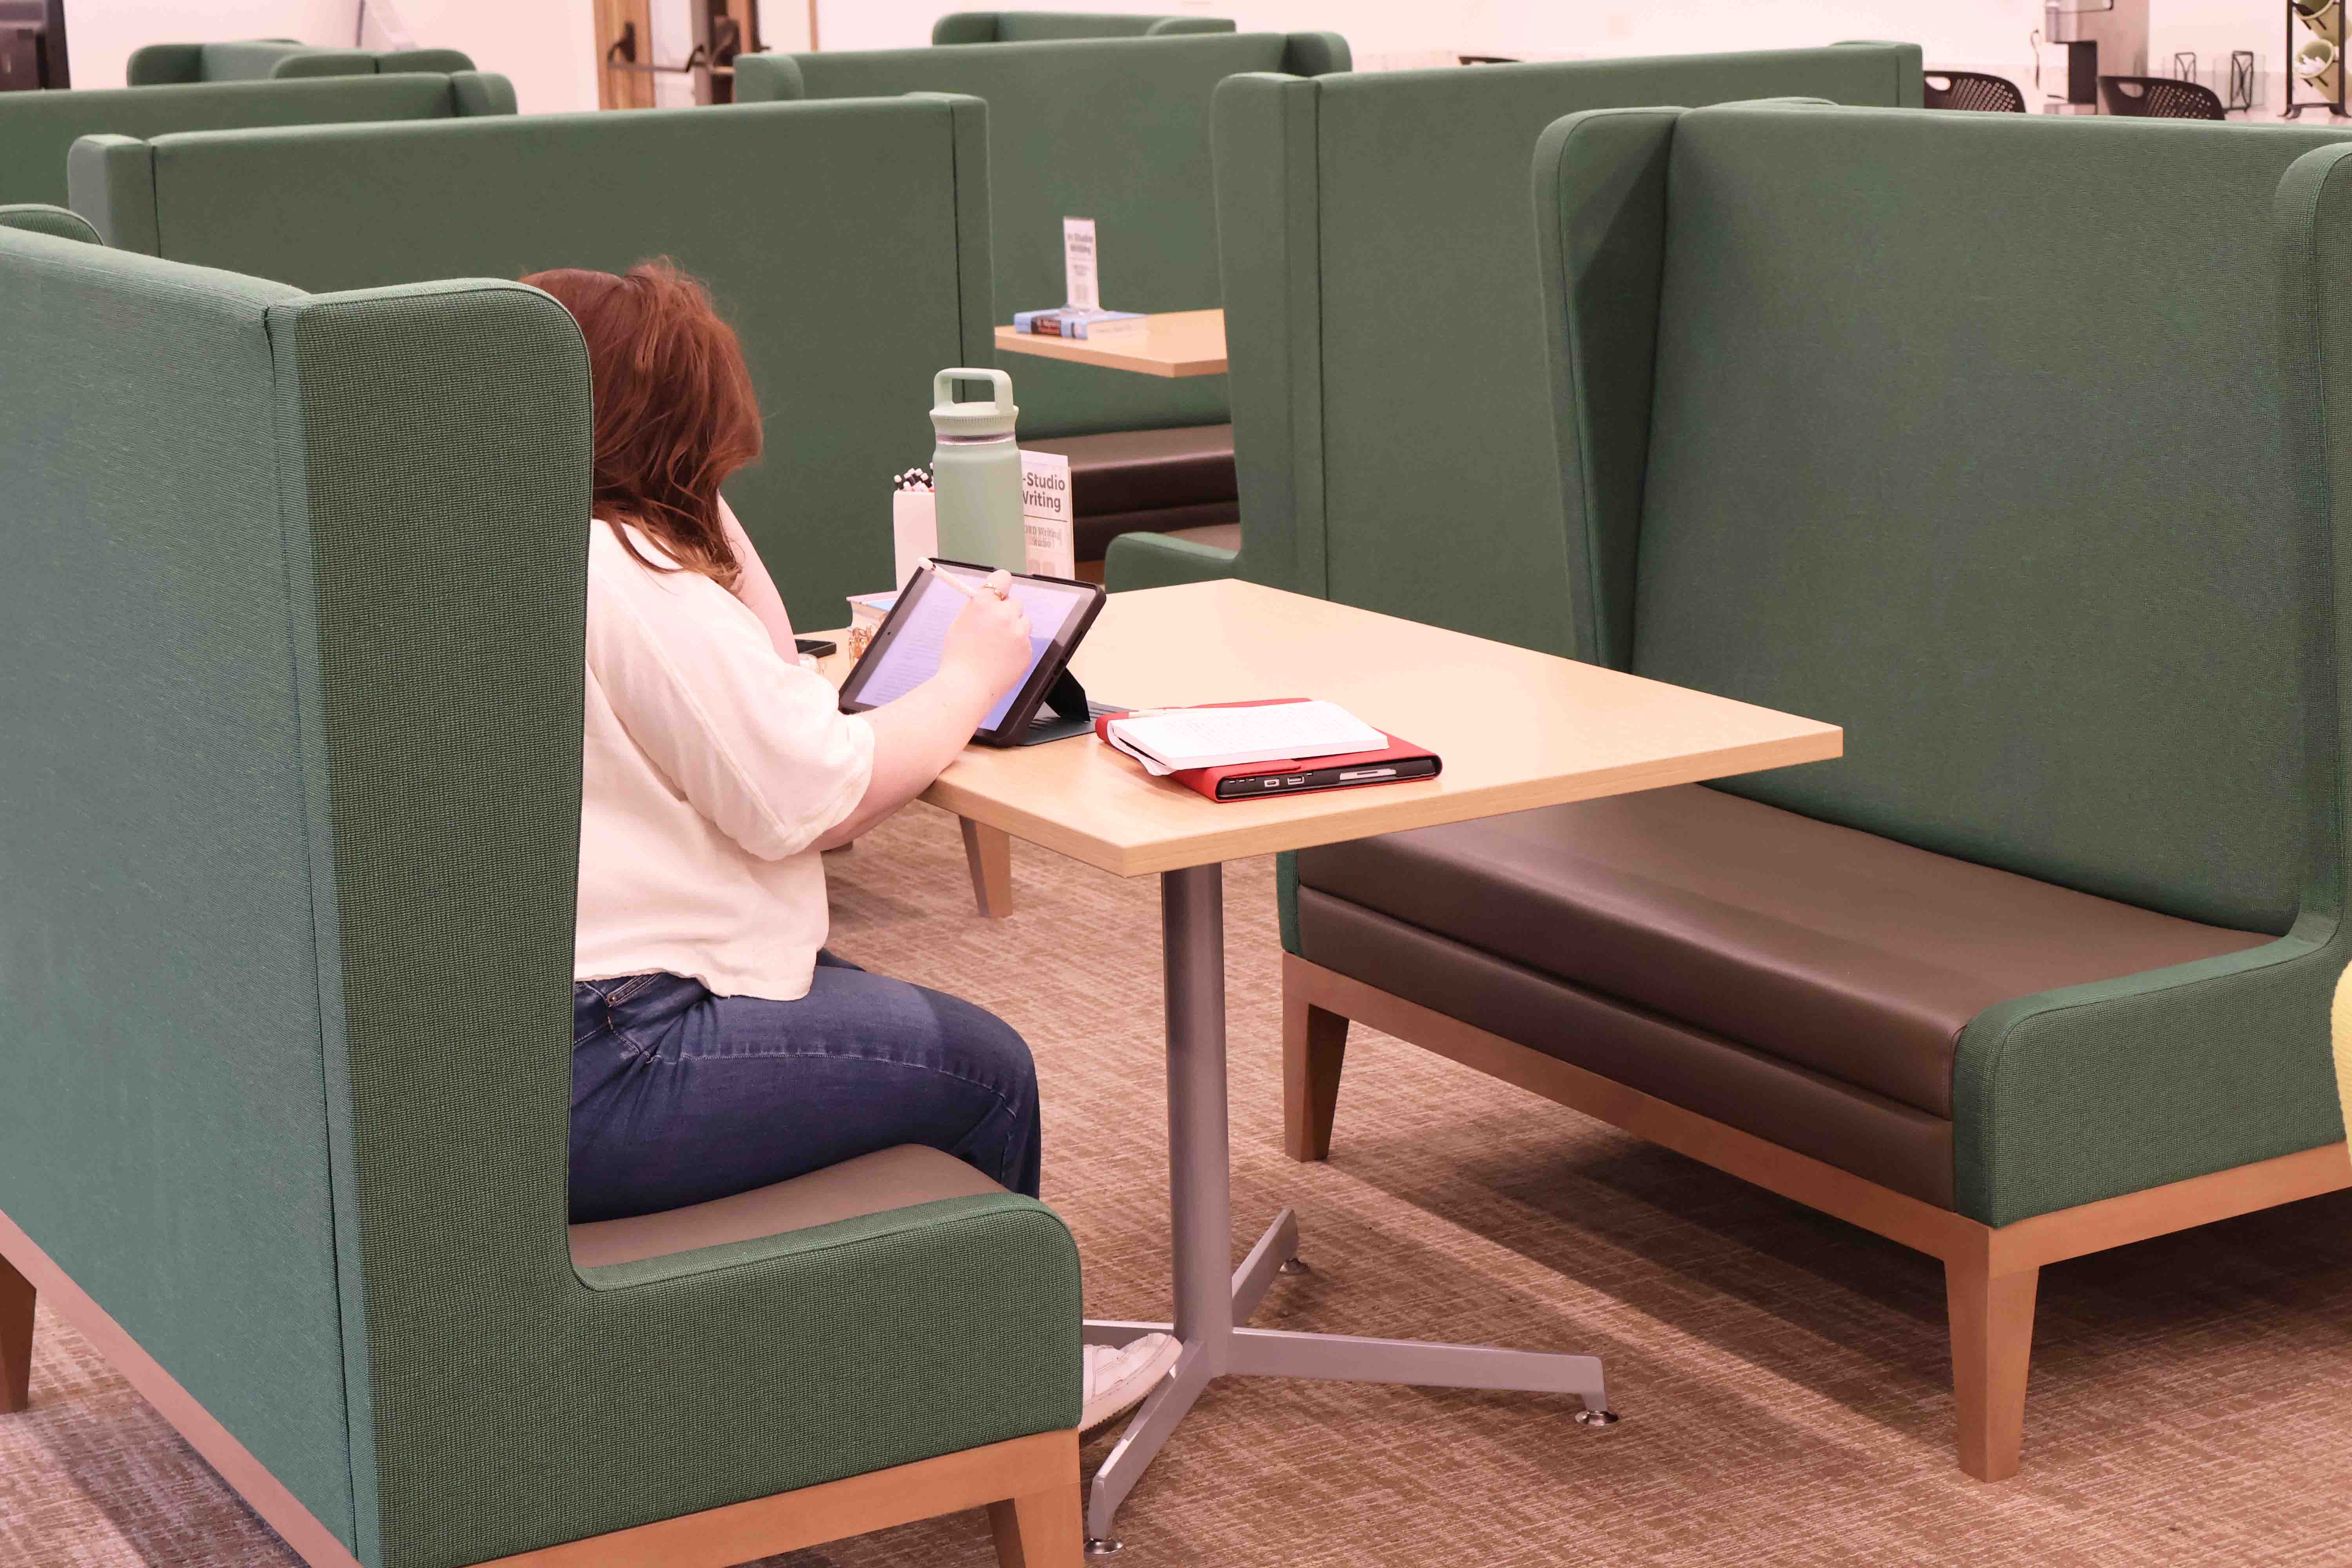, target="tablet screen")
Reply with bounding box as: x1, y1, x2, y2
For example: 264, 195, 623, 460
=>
847, 564, 1094, 730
